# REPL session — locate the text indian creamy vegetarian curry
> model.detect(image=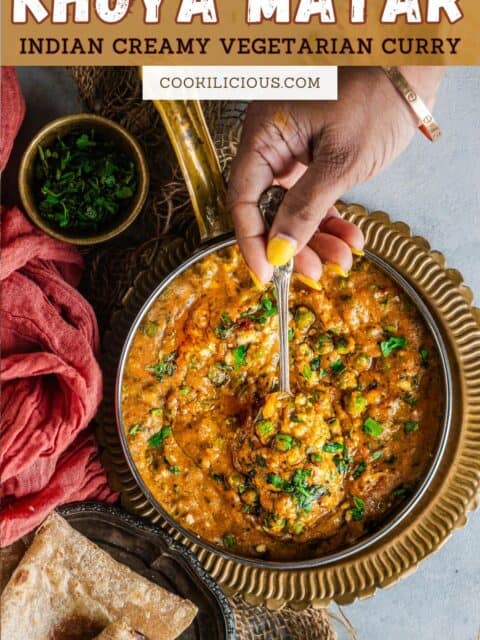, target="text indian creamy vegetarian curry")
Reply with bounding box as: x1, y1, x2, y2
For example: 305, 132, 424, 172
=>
122, 246, 443, 560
